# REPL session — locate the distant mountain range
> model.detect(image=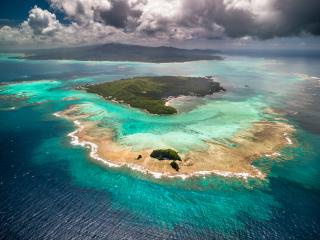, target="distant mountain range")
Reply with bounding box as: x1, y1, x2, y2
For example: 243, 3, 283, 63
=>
19, 43, 222, 63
